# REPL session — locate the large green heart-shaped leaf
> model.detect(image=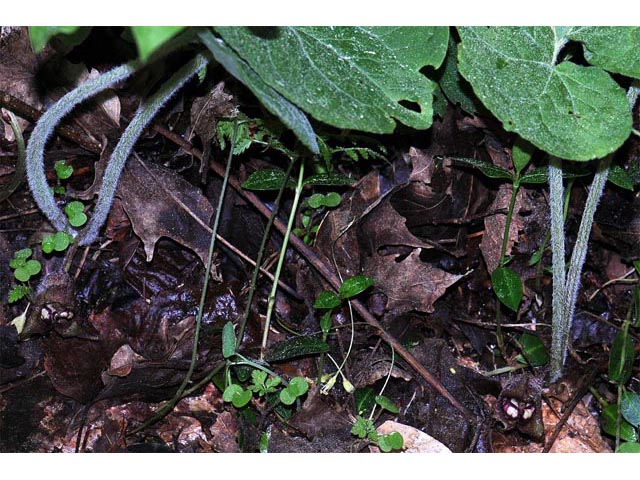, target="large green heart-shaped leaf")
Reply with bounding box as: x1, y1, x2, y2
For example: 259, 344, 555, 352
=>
566, 27, 640, 79
457, 27, 632, 161
214, 27, 449, 133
